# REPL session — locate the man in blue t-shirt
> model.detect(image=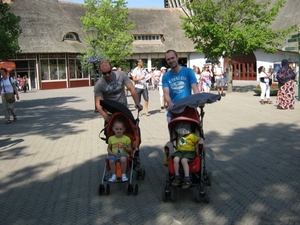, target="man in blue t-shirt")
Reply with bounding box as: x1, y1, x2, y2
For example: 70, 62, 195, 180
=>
162, 50, 199, 122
